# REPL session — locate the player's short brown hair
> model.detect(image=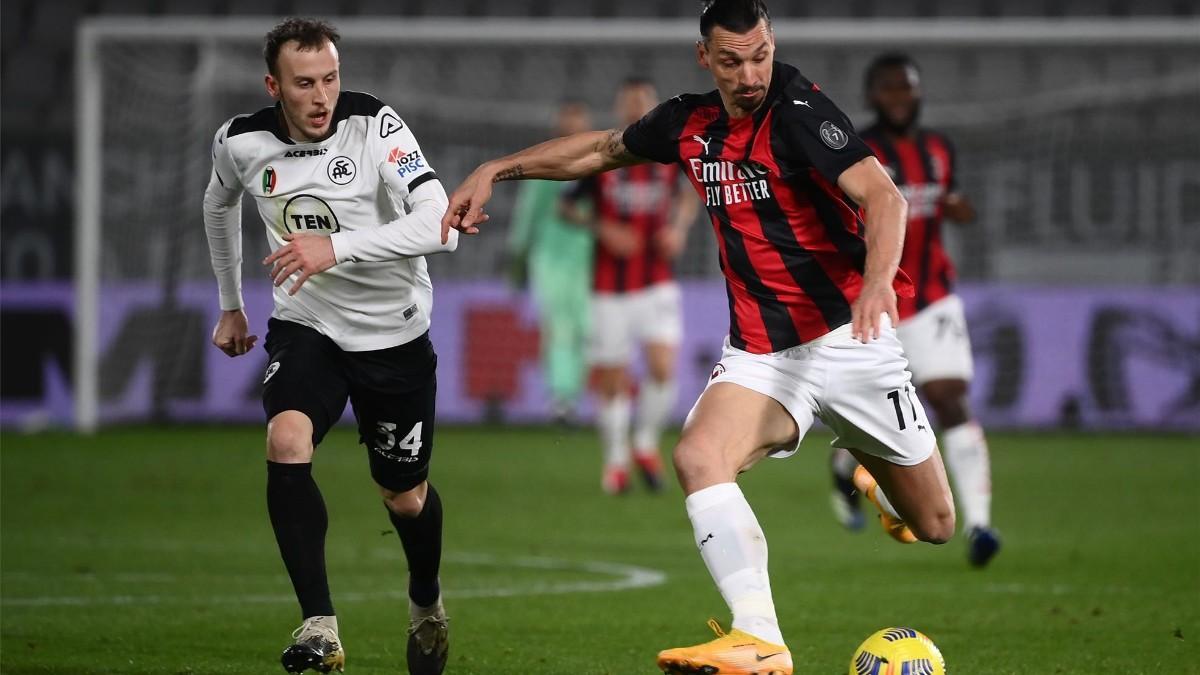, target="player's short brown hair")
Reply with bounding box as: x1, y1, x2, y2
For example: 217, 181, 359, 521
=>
263, 17, 340, 76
